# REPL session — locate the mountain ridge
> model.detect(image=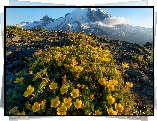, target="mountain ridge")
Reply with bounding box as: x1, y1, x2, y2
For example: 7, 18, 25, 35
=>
16, 8, 153, 45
